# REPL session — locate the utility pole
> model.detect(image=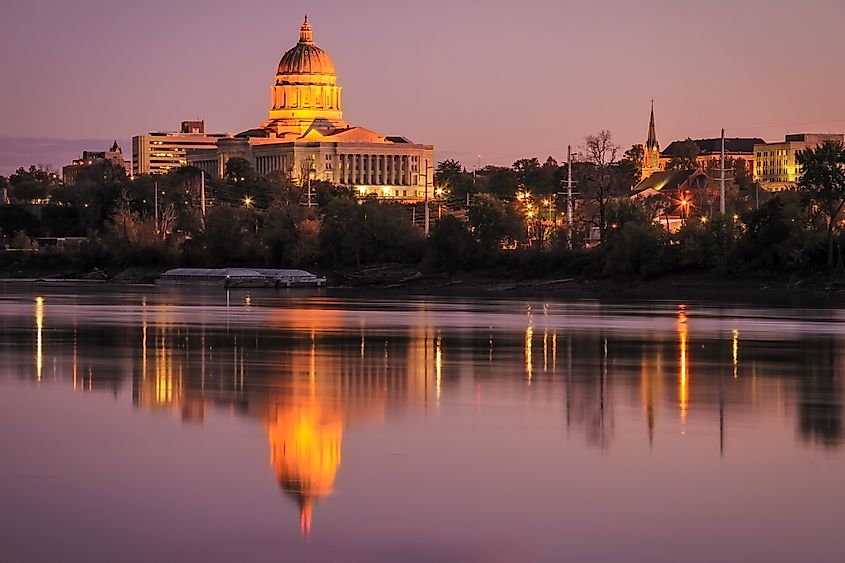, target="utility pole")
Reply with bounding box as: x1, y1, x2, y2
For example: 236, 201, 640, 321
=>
567, 145, 573, 249
200, 170, 206, 225
720, 128, 726, 215
154, 181, 159, 234
424, 160, 431, 236
307, 174, 313, 208
307, 156, 315, 208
